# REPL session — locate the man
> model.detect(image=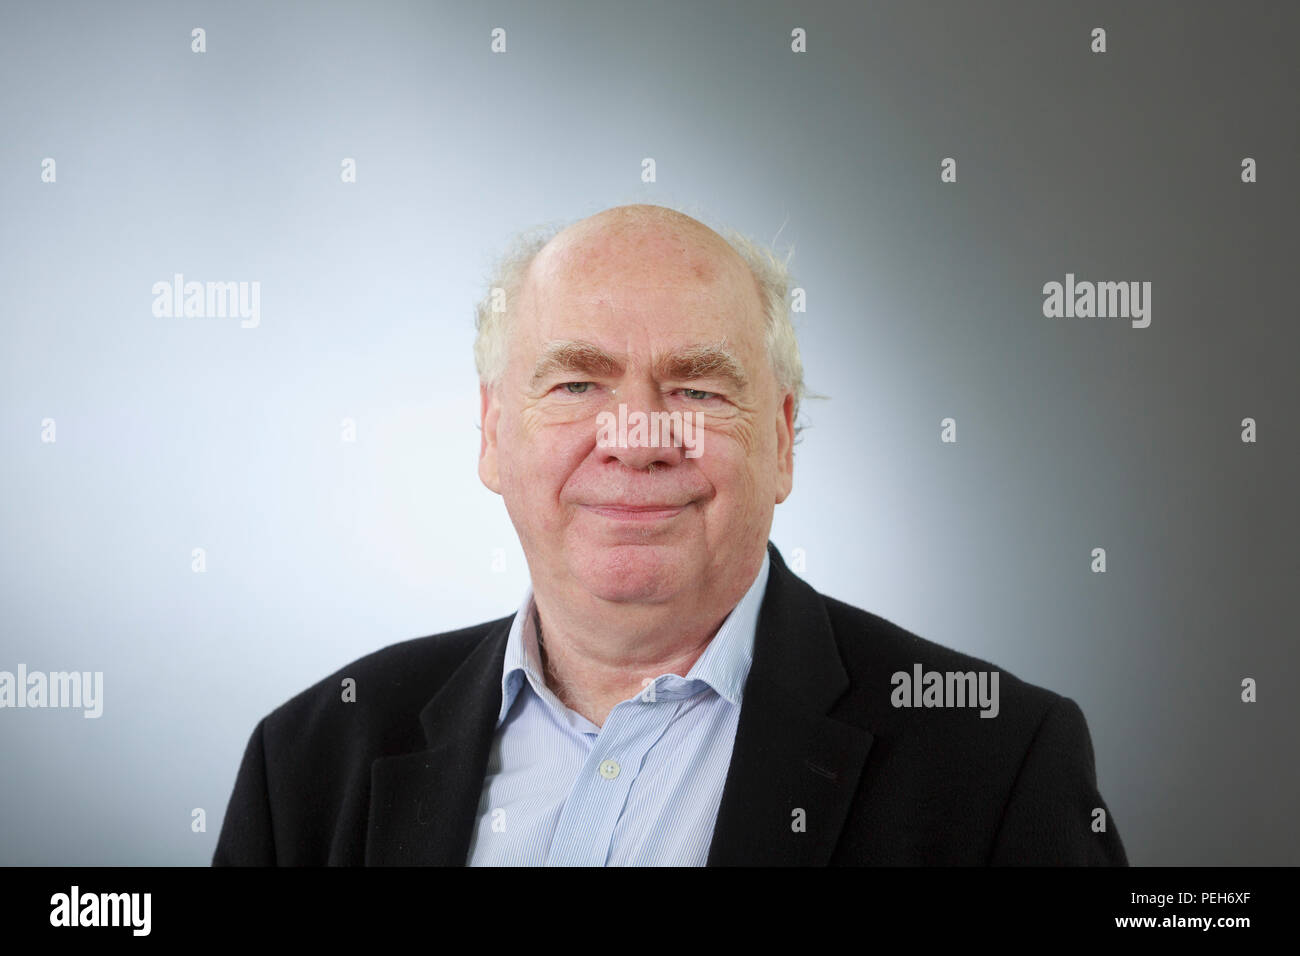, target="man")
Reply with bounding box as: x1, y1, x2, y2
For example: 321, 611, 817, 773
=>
213, 204, 1128, 866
